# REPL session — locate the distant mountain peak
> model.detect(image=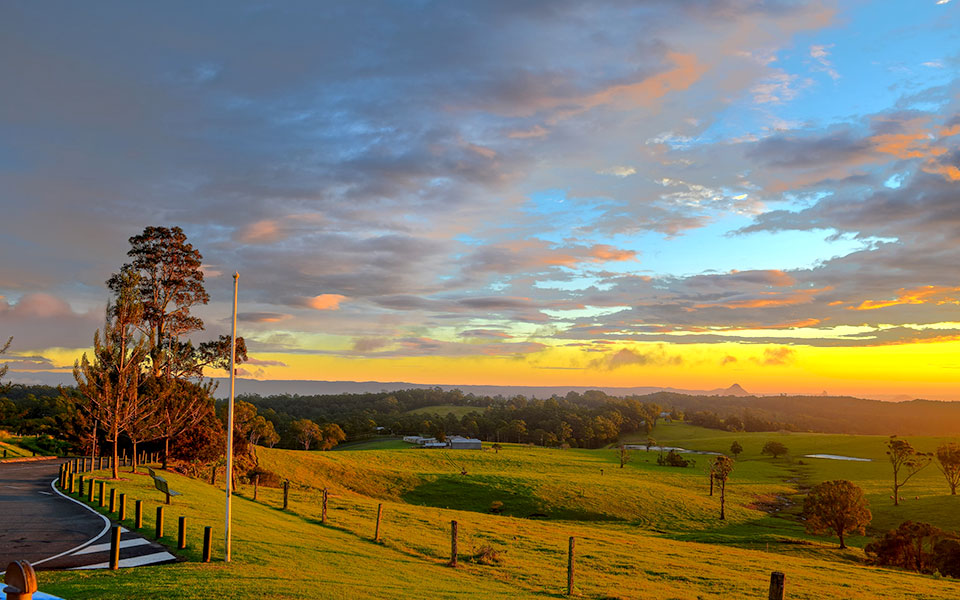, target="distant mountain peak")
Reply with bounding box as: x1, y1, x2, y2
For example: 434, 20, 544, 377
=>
725, 383, 749, 395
